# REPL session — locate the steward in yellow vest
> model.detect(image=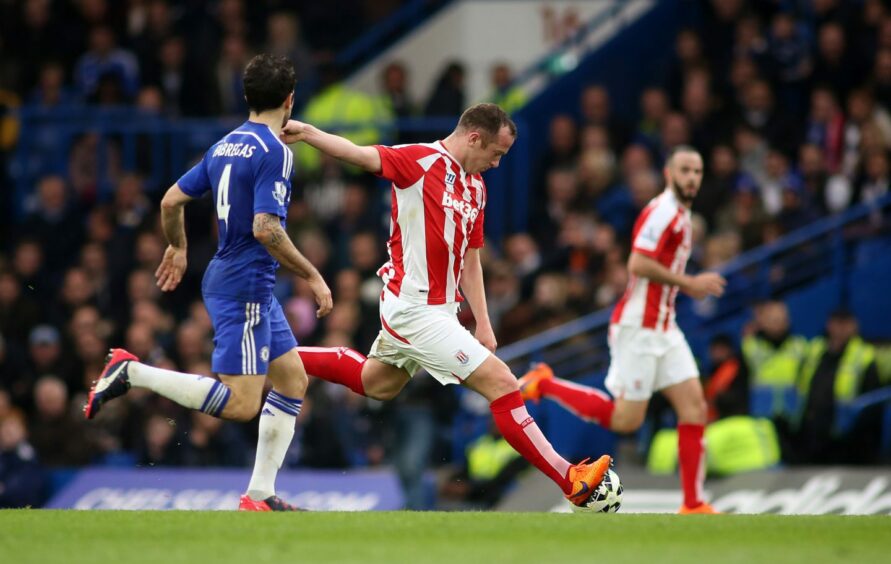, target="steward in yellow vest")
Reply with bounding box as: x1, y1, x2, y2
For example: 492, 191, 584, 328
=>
786, 309, 884, 464
742, 300, 808, 417
440, 427, 528, 508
